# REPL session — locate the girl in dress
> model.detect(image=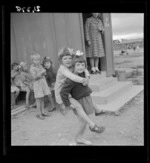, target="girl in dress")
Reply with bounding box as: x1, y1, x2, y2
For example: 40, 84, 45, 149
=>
42, 56, 56, 112
60, 53, 105, 145
55, 47, 104, 144
30, 52, 51, 120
